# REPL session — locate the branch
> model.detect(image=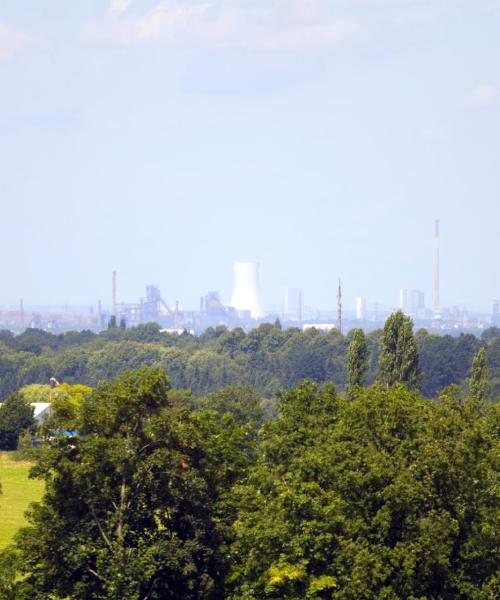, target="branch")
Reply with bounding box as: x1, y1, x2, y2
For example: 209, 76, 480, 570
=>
142, 576, 158, 600
88, 567, 112, 585
89, 505, 113, 551
117, 475, 126, 540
